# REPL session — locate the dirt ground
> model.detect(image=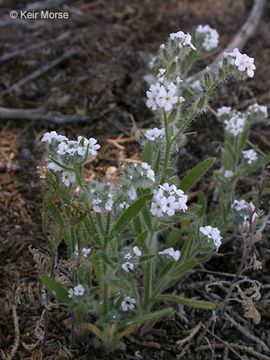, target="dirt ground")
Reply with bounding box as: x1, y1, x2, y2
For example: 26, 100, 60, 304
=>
0, 0, 270, 359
